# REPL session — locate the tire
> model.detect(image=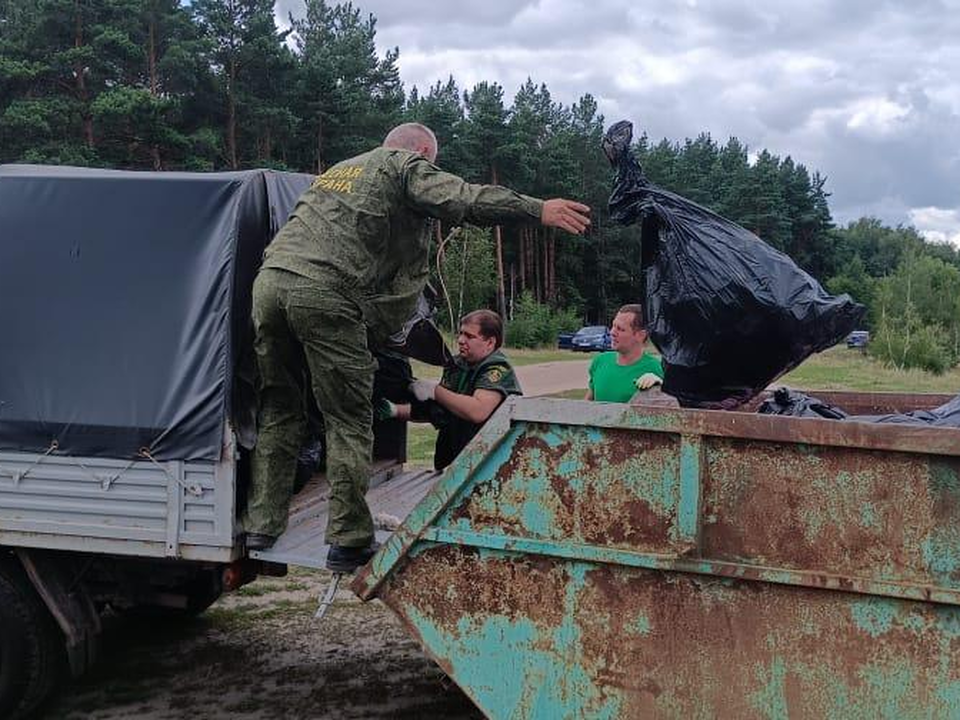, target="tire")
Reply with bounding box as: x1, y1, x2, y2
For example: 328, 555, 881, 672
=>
0, 562, 65, 719
0, 567, 30, 719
